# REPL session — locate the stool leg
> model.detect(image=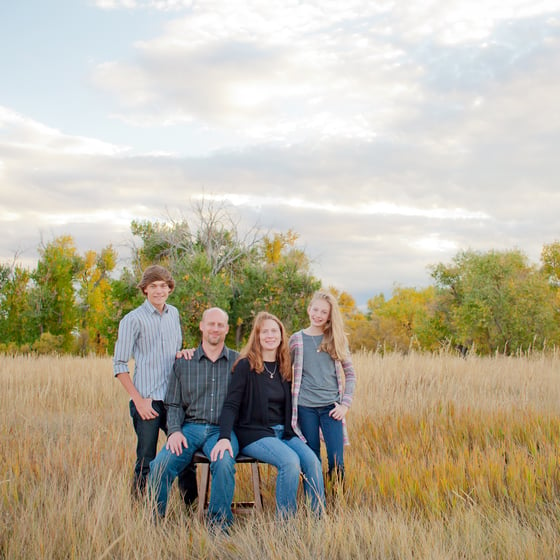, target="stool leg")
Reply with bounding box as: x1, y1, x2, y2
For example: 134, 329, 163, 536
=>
197, 463, 210, 521
251, 462, 263, 512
